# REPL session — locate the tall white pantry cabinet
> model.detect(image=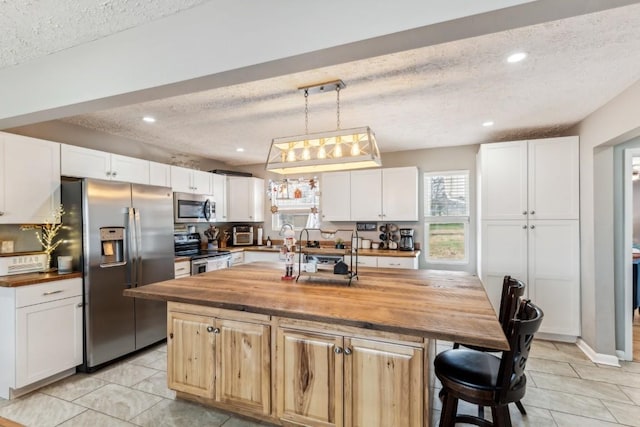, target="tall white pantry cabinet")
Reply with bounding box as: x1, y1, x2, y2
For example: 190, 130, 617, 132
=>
478, 136, 580, 338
